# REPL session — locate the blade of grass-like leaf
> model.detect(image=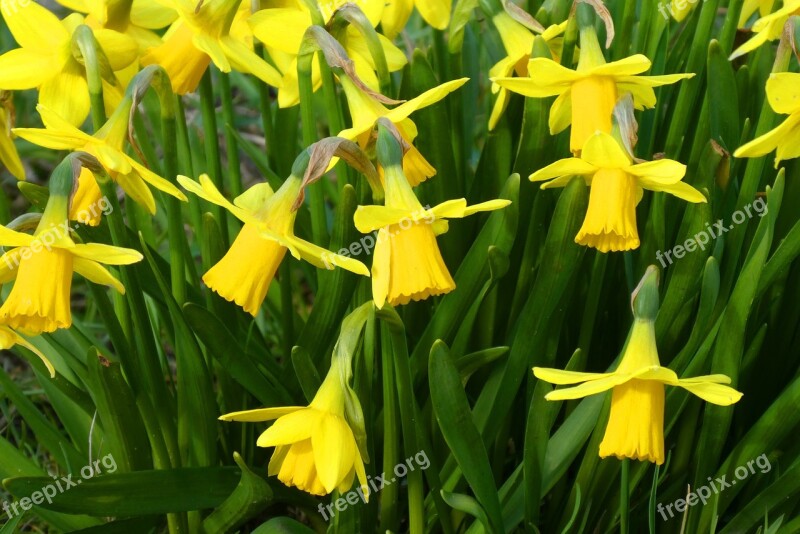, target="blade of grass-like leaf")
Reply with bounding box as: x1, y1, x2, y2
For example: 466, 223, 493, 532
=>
202, 453, 273, 533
